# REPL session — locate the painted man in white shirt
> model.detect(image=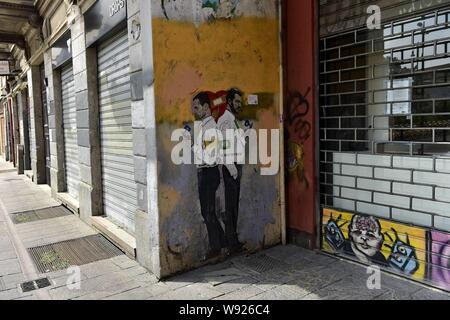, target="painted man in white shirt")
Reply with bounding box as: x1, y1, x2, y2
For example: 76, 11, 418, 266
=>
191, 92, 226, 259
217, 88, 246, 254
